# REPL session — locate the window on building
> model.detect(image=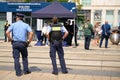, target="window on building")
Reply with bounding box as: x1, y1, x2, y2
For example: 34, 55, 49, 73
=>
82, 0, 91, 6
118, 10, 120, 26
94, 10, 102, 21
106, 10, 114, 27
